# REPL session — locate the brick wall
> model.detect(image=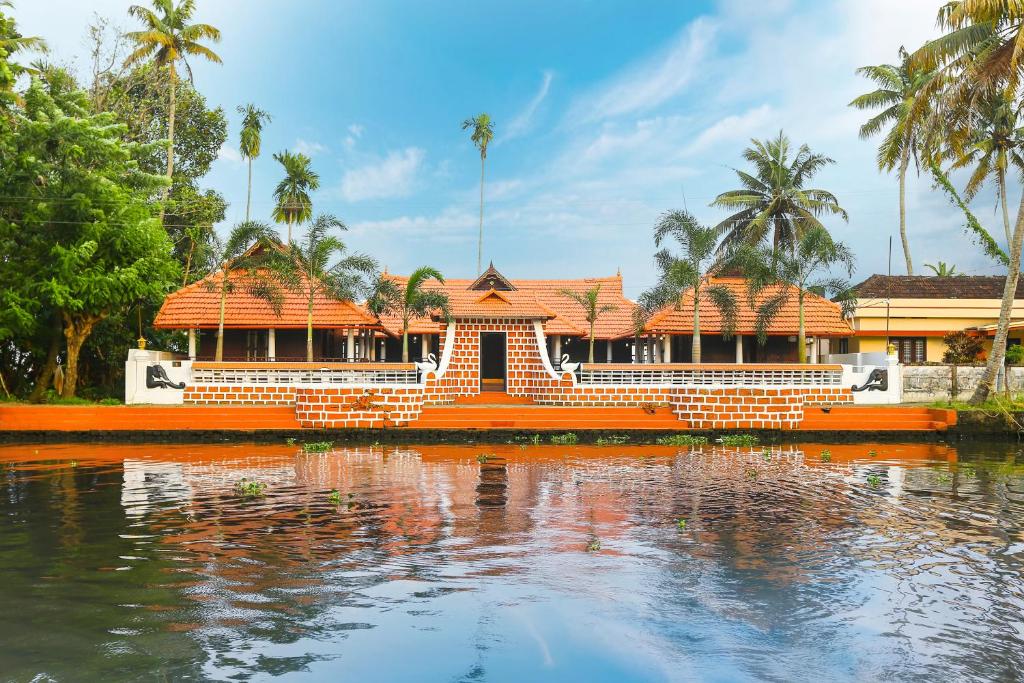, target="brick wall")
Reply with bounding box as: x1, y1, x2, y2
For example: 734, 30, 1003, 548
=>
670, 387, 852, 429
184, 385, 297, 405
295, 386, 426, 429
